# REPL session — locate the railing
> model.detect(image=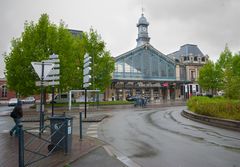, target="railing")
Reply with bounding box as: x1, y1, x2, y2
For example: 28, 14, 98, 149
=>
18, 120, 68, 167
